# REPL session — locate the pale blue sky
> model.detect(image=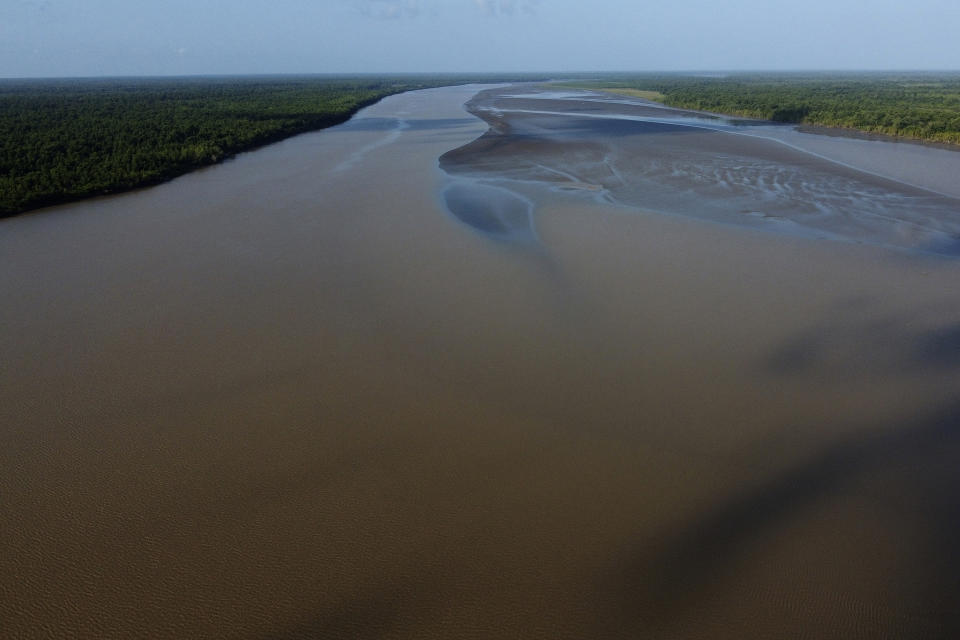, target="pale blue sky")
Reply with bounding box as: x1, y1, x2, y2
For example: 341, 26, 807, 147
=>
2, 0, 959, 77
